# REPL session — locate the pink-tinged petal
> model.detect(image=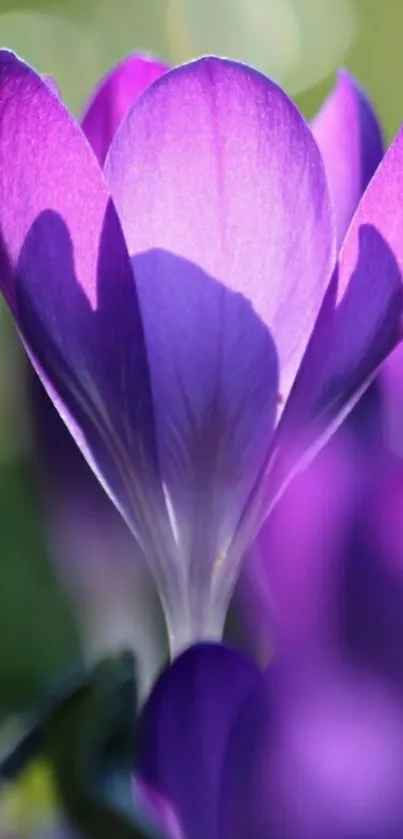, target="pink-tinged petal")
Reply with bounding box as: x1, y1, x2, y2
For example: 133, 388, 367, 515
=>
81, 53, 170, 166
0, 52, 179, 613
105, 56, 335, 633
275, 121, 403, 501
220, 667, 403, 839
136, 643, 262, 839
312, 70, 384, 245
